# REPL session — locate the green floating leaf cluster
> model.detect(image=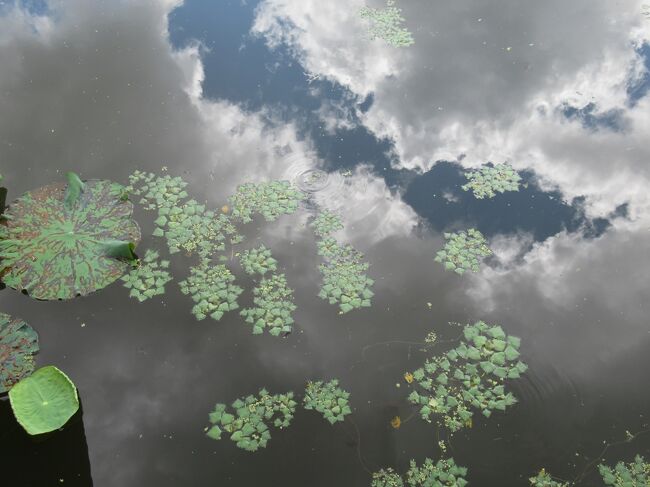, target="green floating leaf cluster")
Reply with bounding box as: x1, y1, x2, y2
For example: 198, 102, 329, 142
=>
406, 321, 527, 432
303, 379, 352, 424
155, 200, 240, 257
239, 245, 278, 276
206, 388, 297, 452
598, 455, 650, 486
0, 312, 39, 393
0, 175, 141, 300
240, 273, 296, 336
9, 365, 79, 435
372, 458, 468, 487
121, 249, 172, 302
179, 261, 243, 321
461, 163, 522, 199
311, 210, 343, 238
317, 238, 374, 313
359, 0, 415, 47
127, 170, 188, 210
434, 229, 491, 275
228, 180, 305, 223
528, 469, 568, 487
371, 468, 404, 487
